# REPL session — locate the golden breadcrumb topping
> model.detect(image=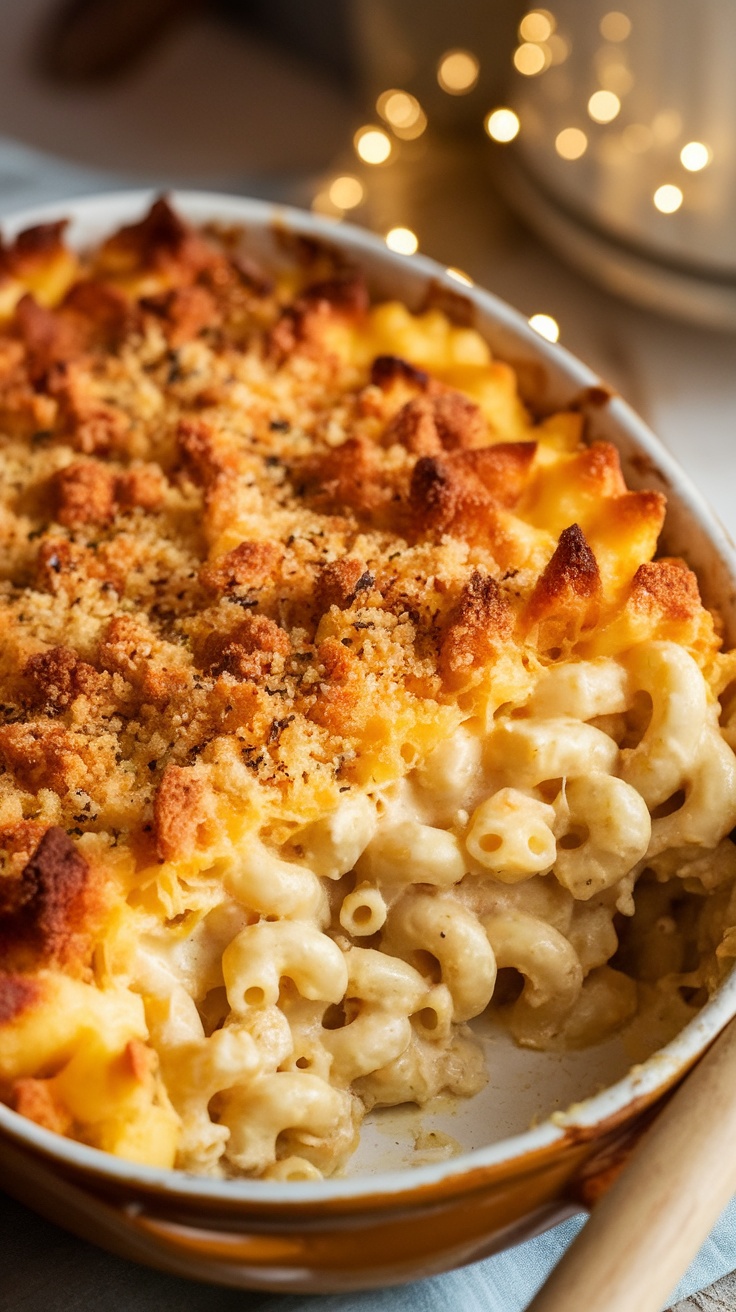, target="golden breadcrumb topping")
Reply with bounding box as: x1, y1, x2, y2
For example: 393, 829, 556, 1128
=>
0, 201, 714, 861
